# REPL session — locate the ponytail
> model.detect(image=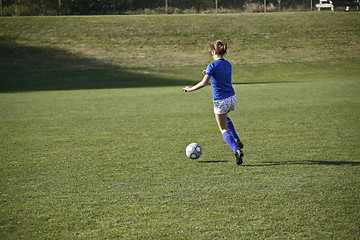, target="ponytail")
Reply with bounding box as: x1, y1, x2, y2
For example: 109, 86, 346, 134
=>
210, 40, 227, 56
